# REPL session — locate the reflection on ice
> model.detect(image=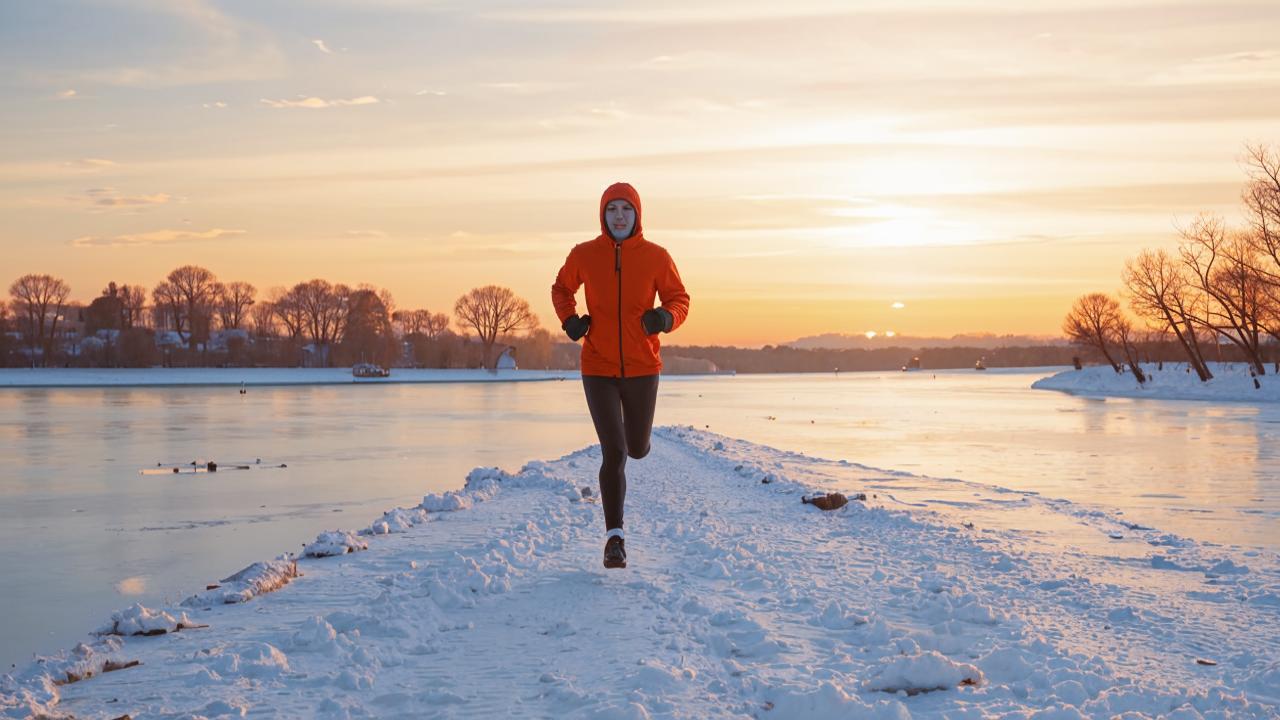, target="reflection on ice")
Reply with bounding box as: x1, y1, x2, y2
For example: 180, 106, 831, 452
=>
113, 577, 146, 596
